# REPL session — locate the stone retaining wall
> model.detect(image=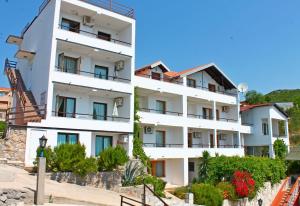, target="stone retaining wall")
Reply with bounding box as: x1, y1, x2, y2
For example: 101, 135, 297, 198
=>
0, 126, 27, 164
50, 171, 122, 190
0, 189, 28, 206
